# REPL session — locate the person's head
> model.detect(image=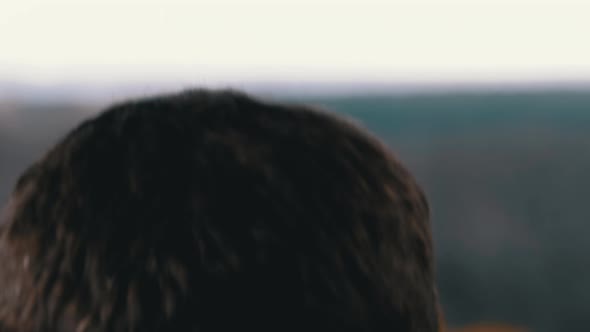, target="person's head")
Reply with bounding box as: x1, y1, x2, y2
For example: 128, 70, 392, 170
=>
0, 89, 438, 332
